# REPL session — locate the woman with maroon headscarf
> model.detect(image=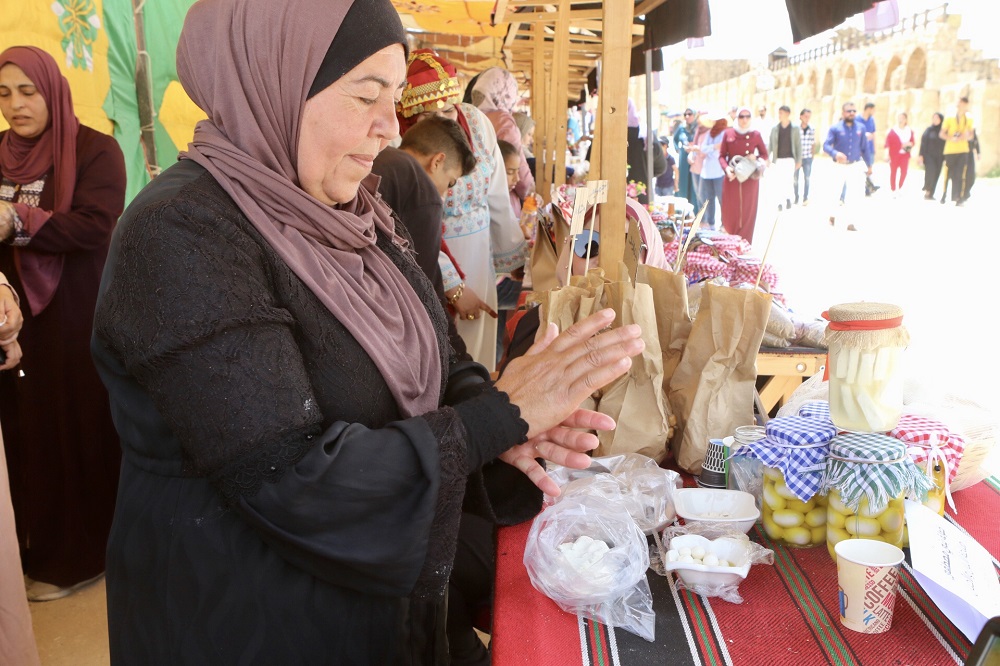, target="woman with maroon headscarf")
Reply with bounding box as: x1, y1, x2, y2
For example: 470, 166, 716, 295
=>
91, 0, 641, 662
719, 106, 769, 243
0, 46, 126, 602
